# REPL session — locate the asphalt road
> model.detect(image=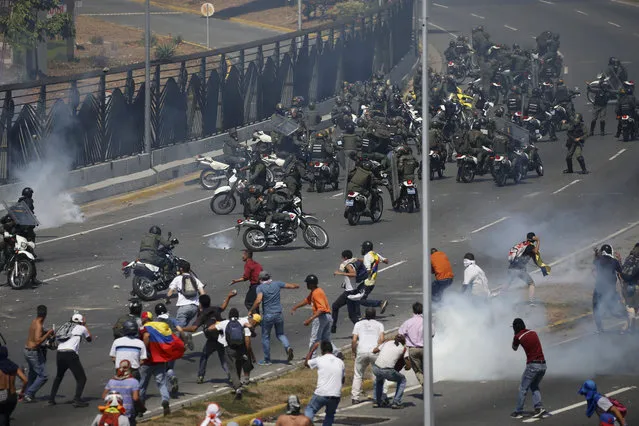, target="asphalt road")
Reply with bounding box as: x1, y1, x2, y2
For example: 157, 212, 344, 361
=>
78, 0, 281, 48
2, 0, 639, 425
